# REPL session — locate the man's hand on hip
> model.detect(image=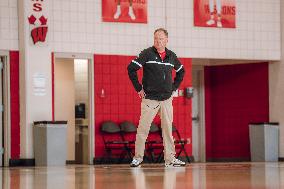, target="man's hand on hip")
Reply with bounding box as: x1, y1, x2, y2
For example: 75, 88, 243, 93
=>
138, 89, 146, 98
